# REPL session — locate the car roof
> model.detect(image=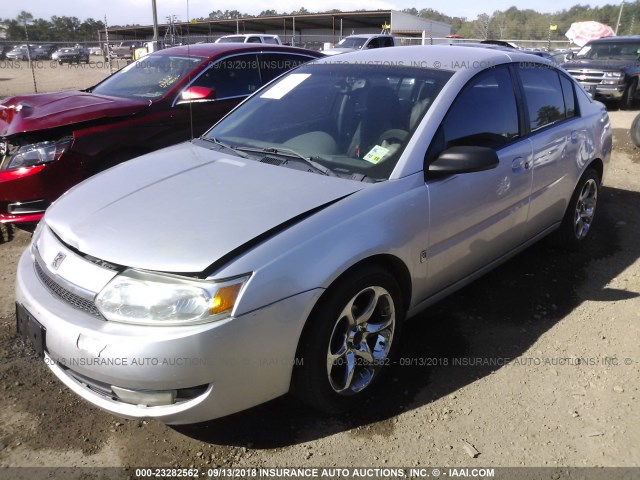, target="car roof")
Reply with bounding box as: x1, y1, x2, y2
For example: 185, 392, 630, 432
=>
344, 34, 393, 39
154, 43, 321, 59
586, 35, 640, 44
220, 34, 277, 38
316, 45, 551, 70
